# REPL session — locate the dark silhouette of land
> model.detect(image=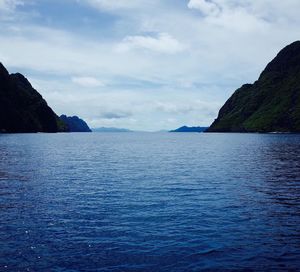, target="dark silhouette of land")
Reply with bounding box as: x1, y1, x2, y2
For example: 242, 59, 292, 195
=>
208, 41, 300, 133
